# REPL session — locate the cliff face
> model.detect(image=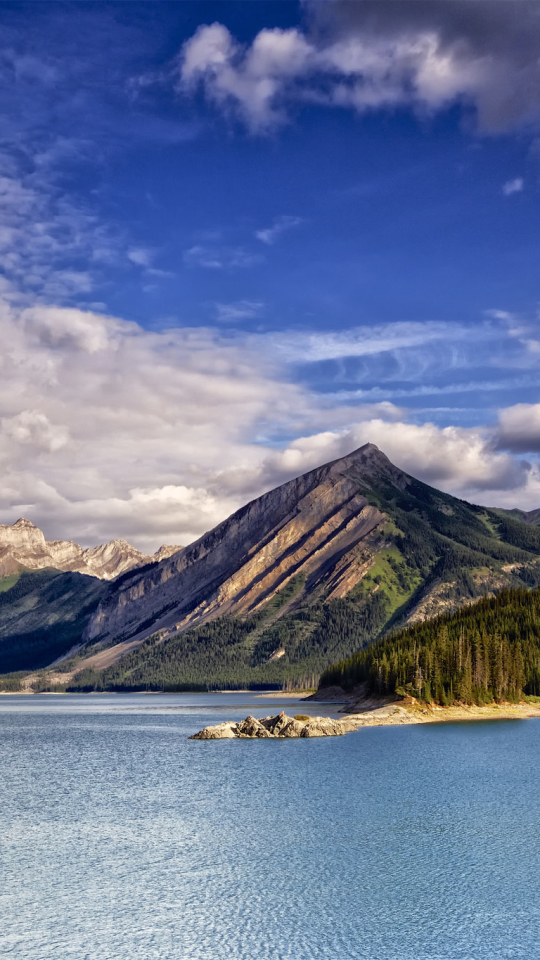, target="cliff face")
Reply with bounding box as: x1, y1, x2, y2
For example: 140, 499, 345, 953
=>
0, 518, 182, 580
84, 444, 399, 645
